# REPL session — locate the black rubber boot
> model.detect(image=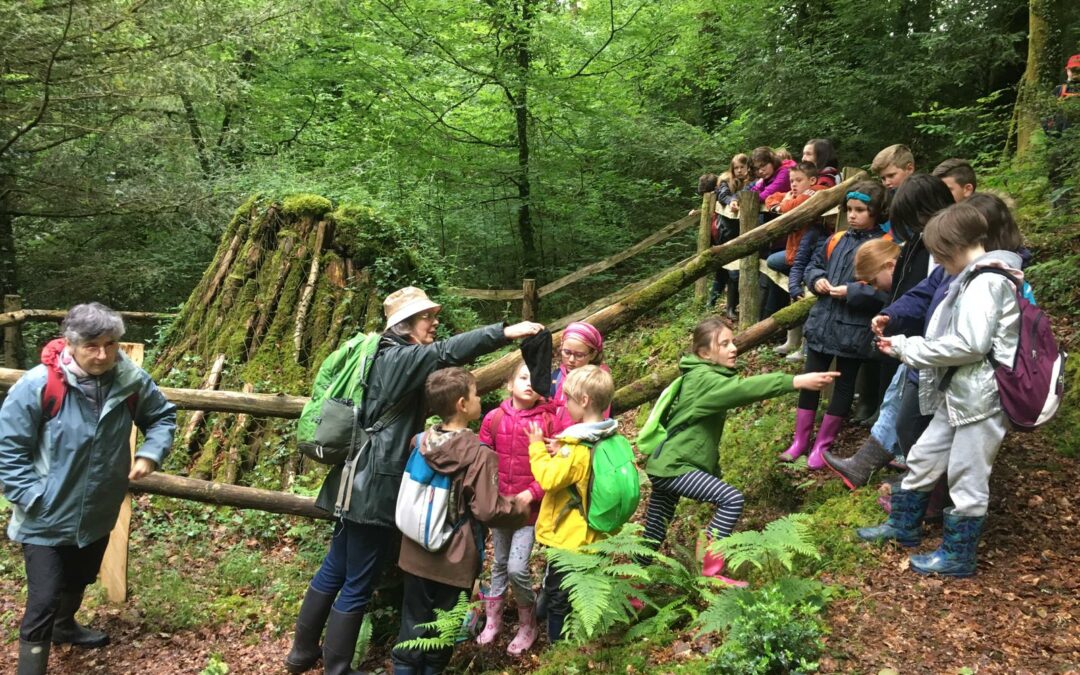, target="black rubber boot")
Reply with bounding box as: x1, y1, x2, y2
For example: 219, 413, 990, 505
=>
284, 586, 336, 673
725, 278, 739, 321
51, 591, 108, 648
17, 639, 49, 675
323, 608, 367, 675
823, 436, 894, 490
